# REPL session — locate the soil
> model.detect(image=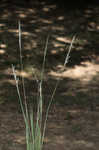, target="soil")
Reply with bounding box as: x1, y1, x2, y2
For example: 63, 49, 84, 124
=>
0, 0, 99, 149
